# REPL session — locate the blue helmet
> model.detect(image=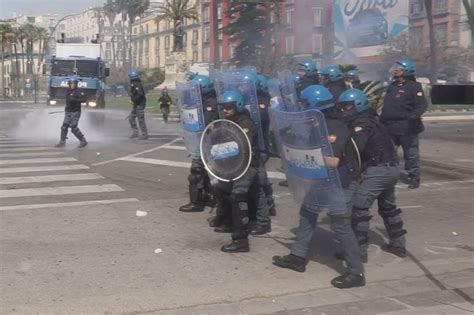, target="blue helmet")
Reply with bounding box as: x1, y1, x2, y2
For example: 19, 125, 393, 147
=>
220, 91, 245, 113
256, 74, 268, 93
297, 60, 318, 78
192, 74, 213, 94
300, 85, 335, 111
396, 59, 416, 77
68, 75, 80, 85
338, 89, 369, 114
345, 70, 359, 81
128, 71, 140, 80
242, 69, 258, 82
320, 65, 343, 82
